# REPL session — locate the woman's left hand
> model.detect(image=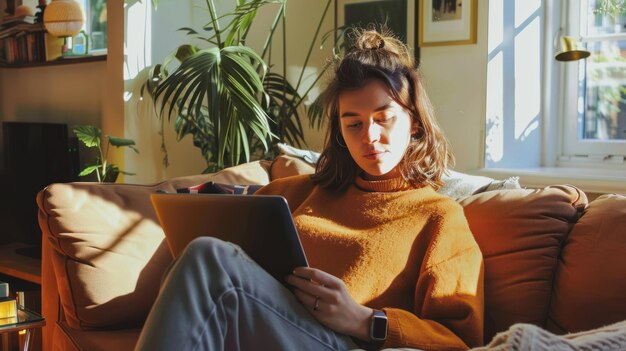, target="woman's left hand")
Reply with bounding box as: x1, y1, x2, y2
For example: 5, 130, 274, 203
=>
285, 267, 373, 341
